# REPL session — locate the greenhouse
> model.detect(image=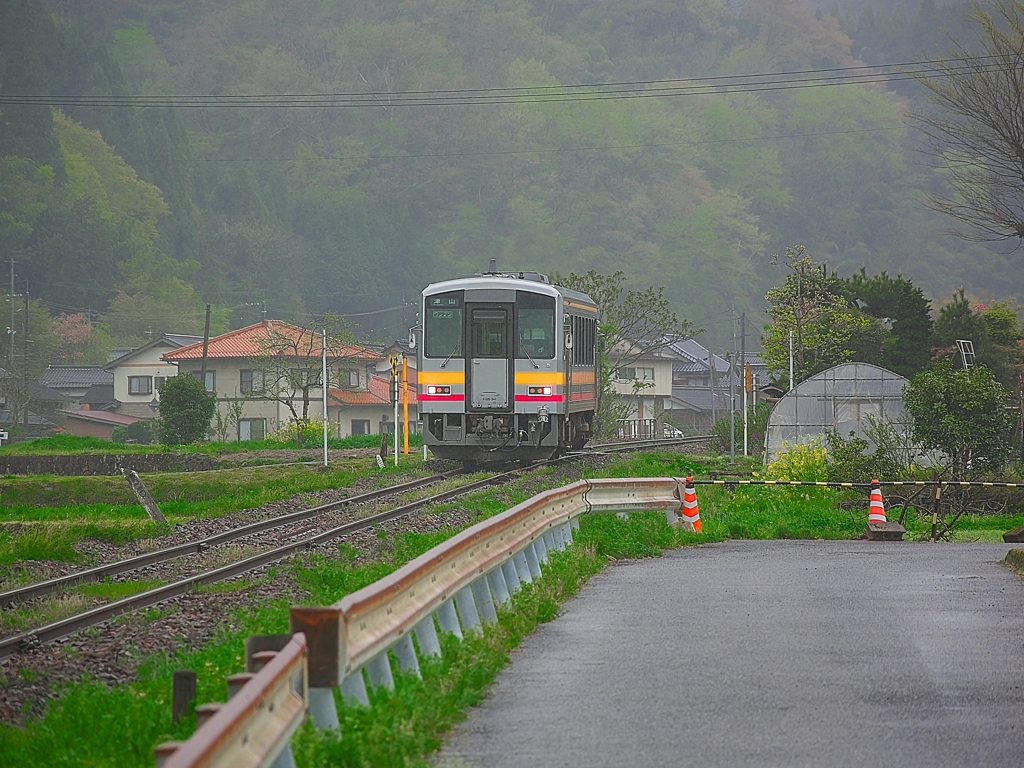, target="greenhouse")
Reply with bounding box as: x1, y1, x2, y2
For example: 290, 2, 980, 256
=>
765, 362, 910, 463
